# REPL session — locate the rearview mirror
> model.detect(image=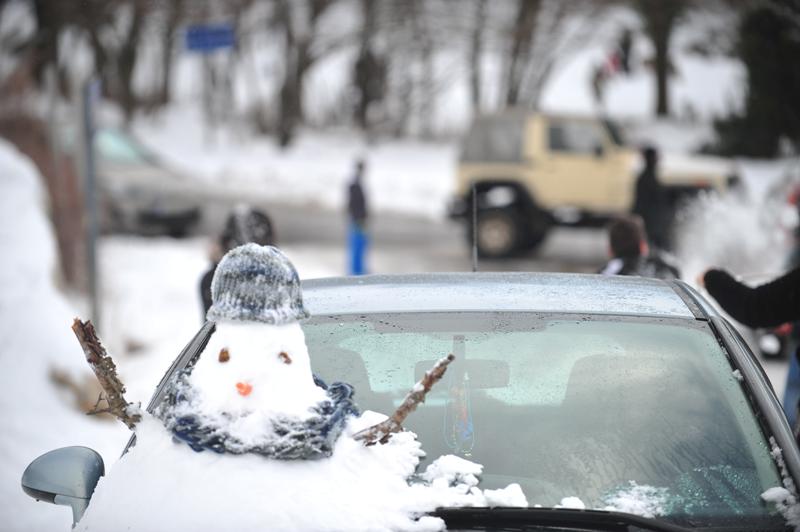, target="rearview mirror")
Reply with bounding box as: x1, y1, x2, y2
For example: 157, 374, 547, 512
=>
21, 446, 105, 525
415, 359, 510, 389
